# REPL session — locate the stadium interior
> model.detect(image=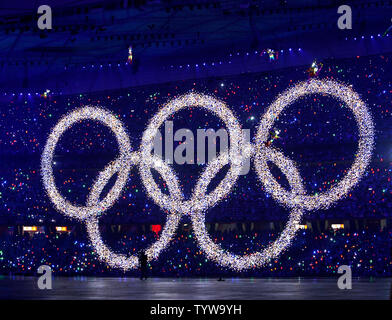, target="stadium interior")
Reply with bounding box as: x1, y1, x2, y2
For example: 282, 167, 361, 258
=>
0, 0, 392, 282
